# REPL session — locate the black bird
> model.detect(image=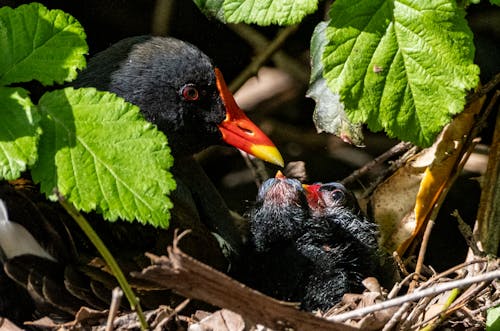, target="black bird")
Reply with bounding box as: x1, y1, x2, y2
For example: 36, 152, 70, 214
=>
72, 35, 284, 264
1, 36, 284, 324
244, 177, 394, 312
299, 182, 382, 311
243, 171, 310, 302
